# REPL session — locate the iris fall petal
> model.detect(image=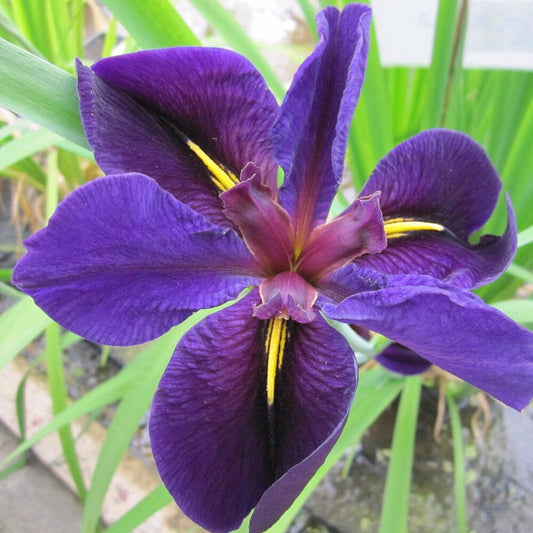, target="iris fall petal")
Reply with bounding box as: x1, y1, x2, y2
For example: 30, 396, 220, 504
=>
324, 273, 533, 411
13, 174, 259, 345
77, 48, 279, 225
150, 291, 356, 532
